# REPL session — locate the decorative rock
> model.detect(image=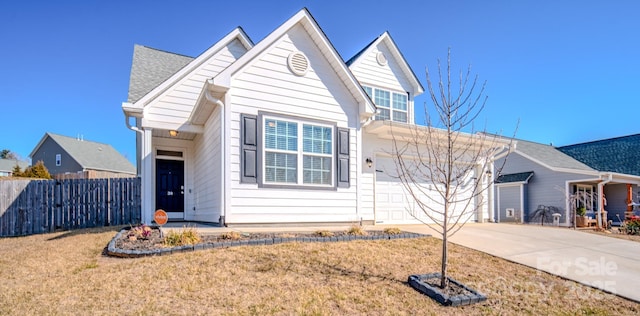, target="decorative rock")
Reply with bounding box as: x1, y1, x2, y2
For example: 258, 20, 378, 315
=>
107, 228, 431, 258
